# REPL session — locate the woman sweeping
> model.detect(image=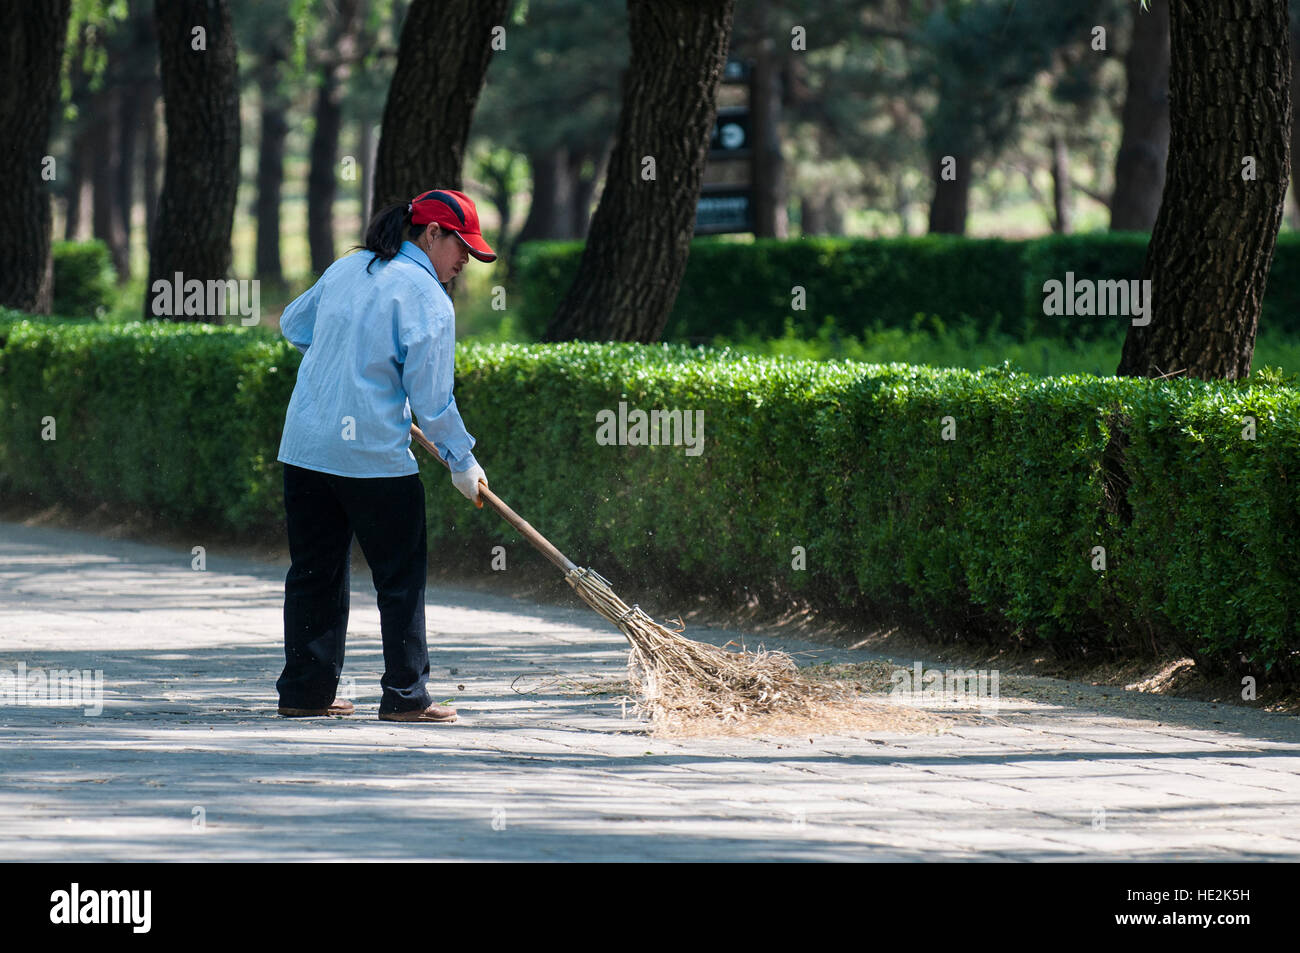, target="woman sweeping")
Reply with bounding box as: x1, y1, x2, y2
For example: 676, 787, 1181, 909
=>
274, 189, 495, 724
